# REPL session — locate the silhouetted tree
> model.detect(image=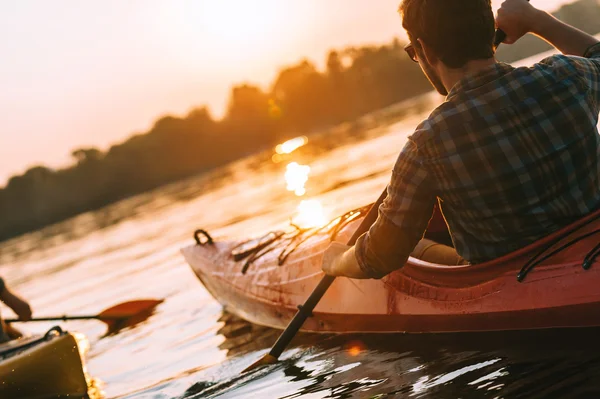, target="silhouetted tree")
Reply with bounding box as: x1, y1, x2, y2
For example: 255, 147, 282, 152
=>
0, 0, 598, 242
